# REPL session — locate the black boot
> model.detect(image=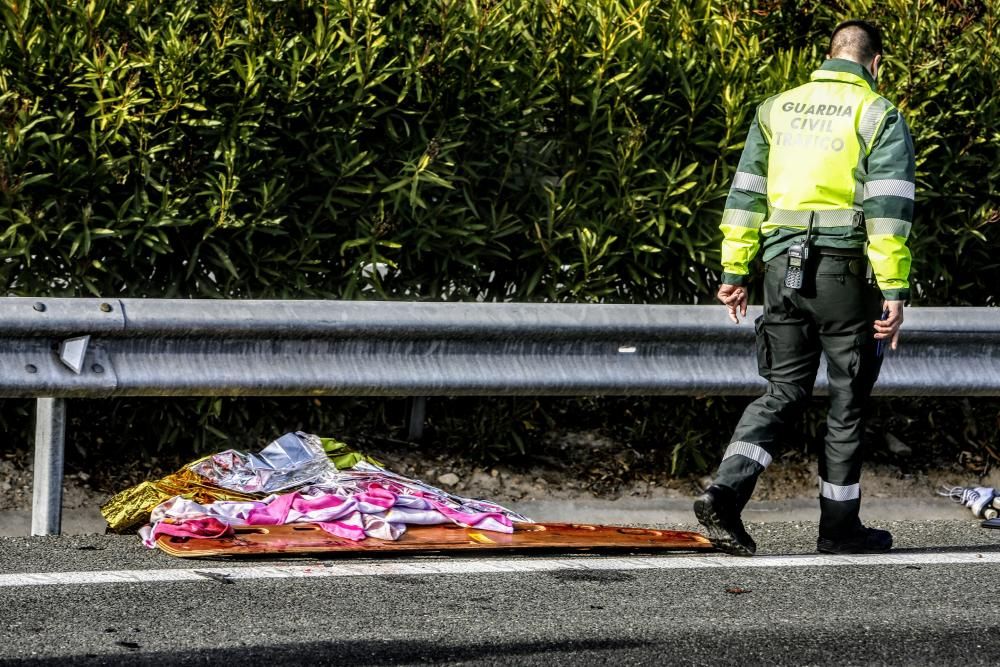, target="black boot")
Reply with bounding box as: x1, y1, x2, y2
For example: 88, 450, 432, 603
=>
693, 485, 756, 556
817, 524, 892, 554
